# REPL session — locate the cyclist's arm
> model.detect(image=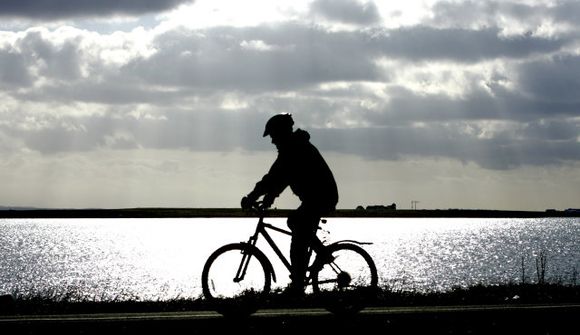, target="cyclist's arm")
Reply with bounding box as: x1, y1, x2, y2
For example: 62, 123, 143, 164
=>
247, 157, 289, 203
